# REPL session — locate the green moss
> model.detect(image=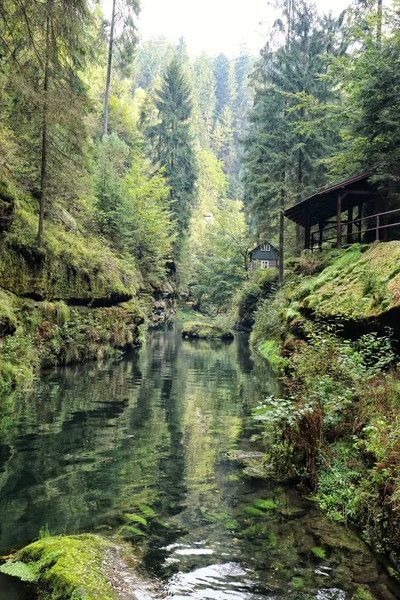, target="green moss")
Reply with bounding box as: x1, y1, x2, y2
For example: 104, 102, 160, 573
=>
253, 498, 277, 510
243, 506, 265, 517
124, 513, 147, 526
1, 205, 140, 301
256, 340, 283, 369
0, 292, 144, 394
2, 535, 117, 600
352, 588, 375, 600
0, 561, 39, 583
291, 576, 305, 590
181, 321, 234, 340
290, 242, 400, 320
139, 504, 157, 517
